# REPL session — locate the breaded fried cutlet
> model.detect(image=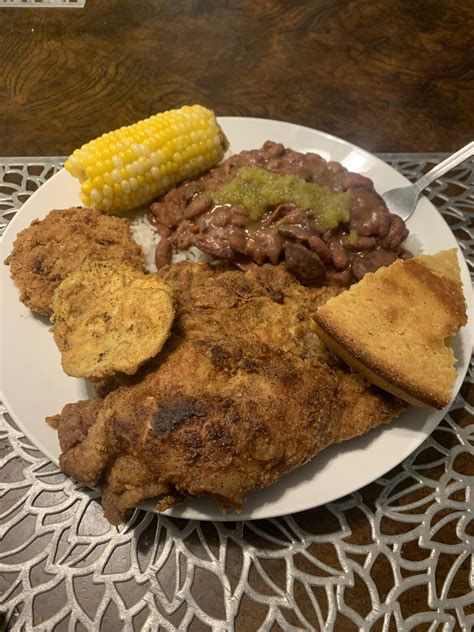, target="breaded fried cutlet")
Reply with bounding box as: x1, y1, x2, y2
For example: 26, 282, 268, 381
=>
4, 207, 144, 316
50, 261, 175, 381
48, 262, 405, 524
313, 249, 467, 409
